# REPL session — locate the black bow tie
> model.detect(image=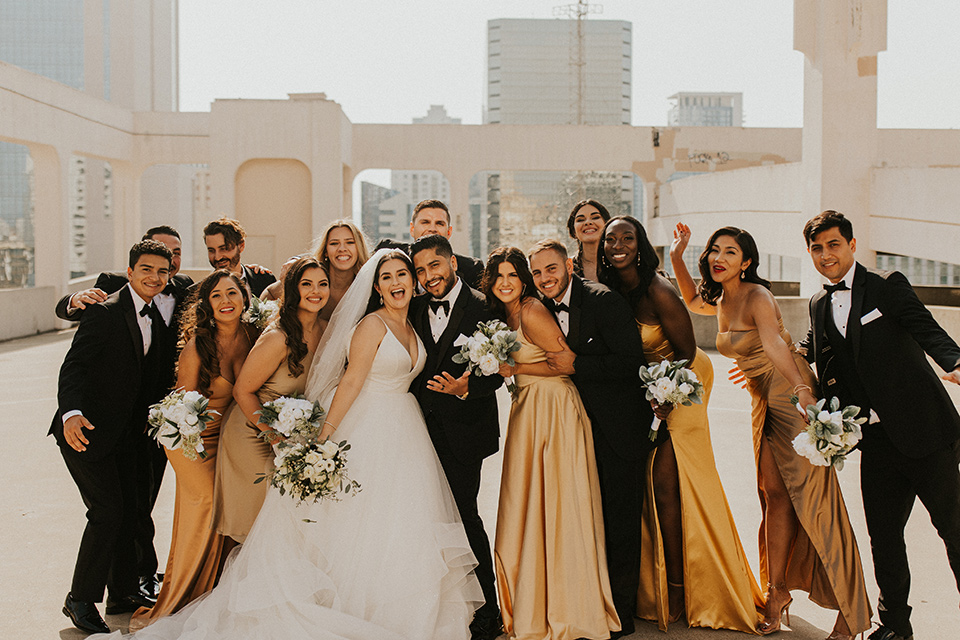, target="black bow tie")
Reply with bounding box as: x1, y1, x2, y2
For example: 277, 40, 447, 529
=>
139, 302, 158, 318
552, 301, 569, 314
428, 300, 450, 315
824, 281, 849, 294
